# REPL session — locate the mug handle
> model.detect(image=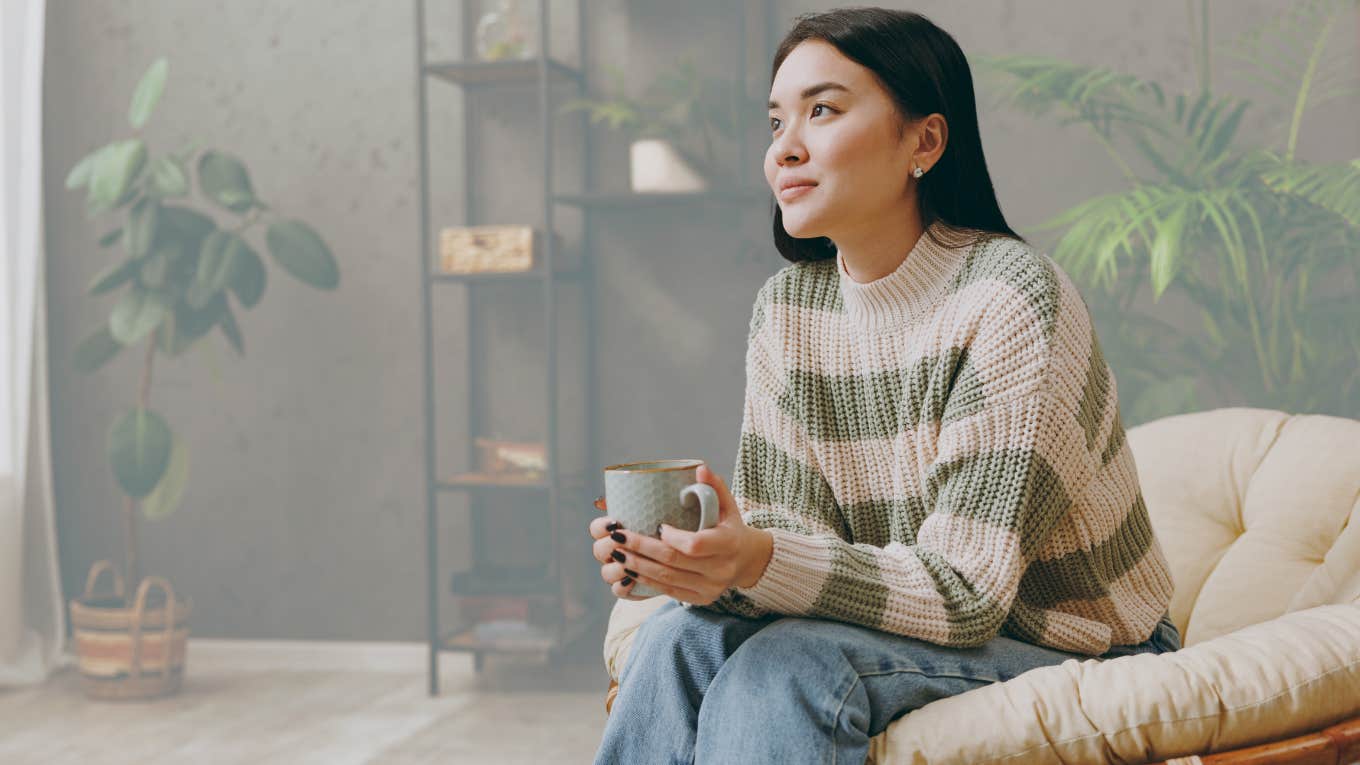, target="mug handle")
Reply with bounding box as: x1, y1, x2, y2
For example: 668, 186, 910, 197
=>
679, 483, 720, 531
